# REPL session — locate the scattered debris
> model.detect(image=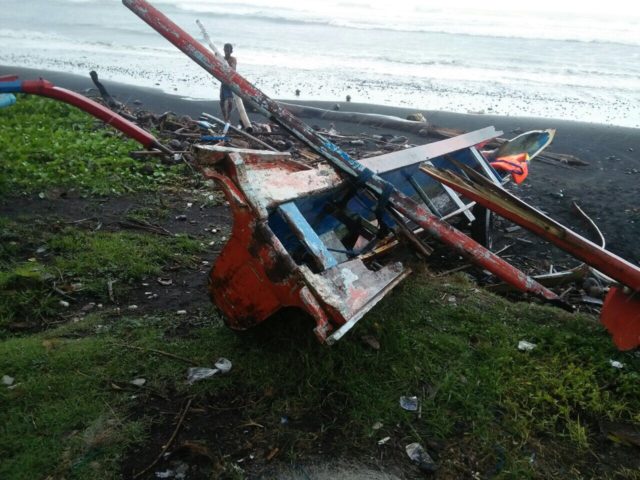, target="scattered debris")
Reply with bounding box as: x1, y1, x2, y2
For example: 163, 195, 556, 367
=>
400, 396, 420, 412
186, 358, 232, 384
518, 340, 537, 352
2, 375, 15, 386
378, 436, 391, 445
131, 378, 147, 387
134, 398, 193, 479
609, 359, 624, 369
405, 442, 438, 473
406, 112, 427, 123
157, 277, 173, 286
